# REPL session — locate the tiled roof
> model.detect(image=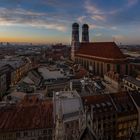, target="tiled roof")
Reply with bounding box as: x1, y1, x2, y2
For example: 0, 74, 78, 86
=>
0, 96, 53, 132
76, 42, 126, 60
82, 94, 115, 112
110, 92, 136, 113
82, 92, 137, 113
